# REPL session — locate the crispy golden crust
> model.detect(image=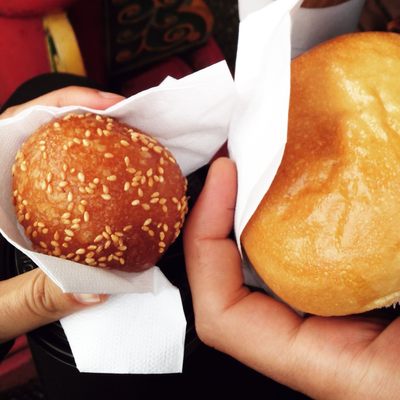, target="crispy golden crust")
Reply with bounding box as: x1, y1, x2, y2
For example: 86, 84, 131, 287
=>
242, 32, 400, 316
12, 113, 188, 272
